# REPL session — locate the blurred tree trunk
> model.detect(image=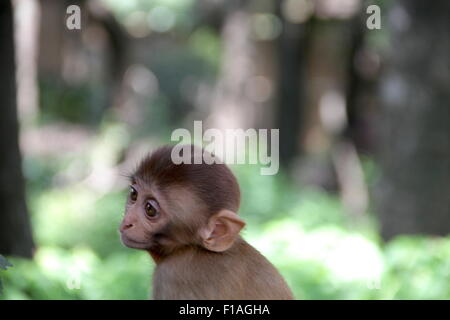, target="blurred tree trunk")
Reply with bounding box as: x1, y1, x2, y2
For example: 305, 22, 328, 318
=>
14, 0, 40, 121
275, 4, 308, 168
344, 13, 378, 154
209, 0, 260, 132
39, 0, 127, 125
376, 0, 450, 240
0, 0, 35, 257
